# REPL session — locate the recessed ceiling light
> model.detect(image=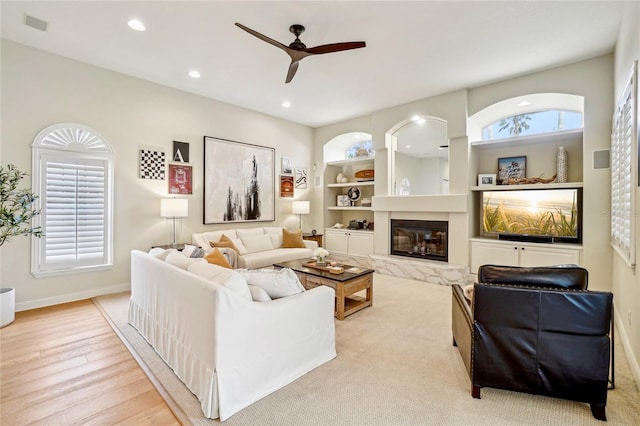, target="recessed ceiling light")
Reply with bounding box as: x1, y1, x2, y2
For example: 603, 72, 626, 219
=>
282, 101, 291, 108
517, 101, 531, 107
188, 70, 201, 79
354, 134, 363, 139
411, 115, 421, 122
405, 145, 411, 149
127, 19, 146, 32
